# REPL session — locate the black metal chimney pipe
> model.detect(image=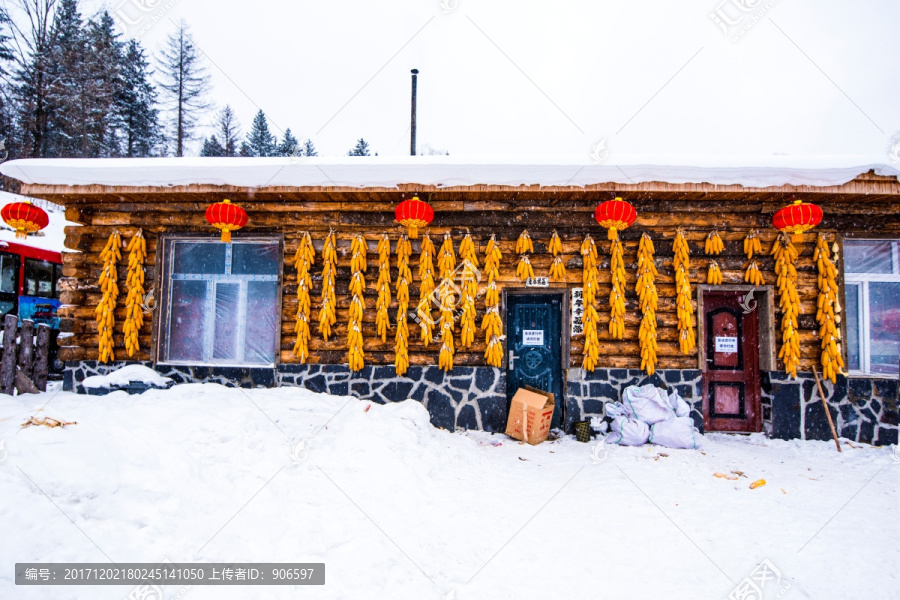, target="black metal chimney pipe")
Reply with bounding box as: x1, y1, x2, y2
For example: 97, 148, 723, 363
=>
410, 69, 418, 156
